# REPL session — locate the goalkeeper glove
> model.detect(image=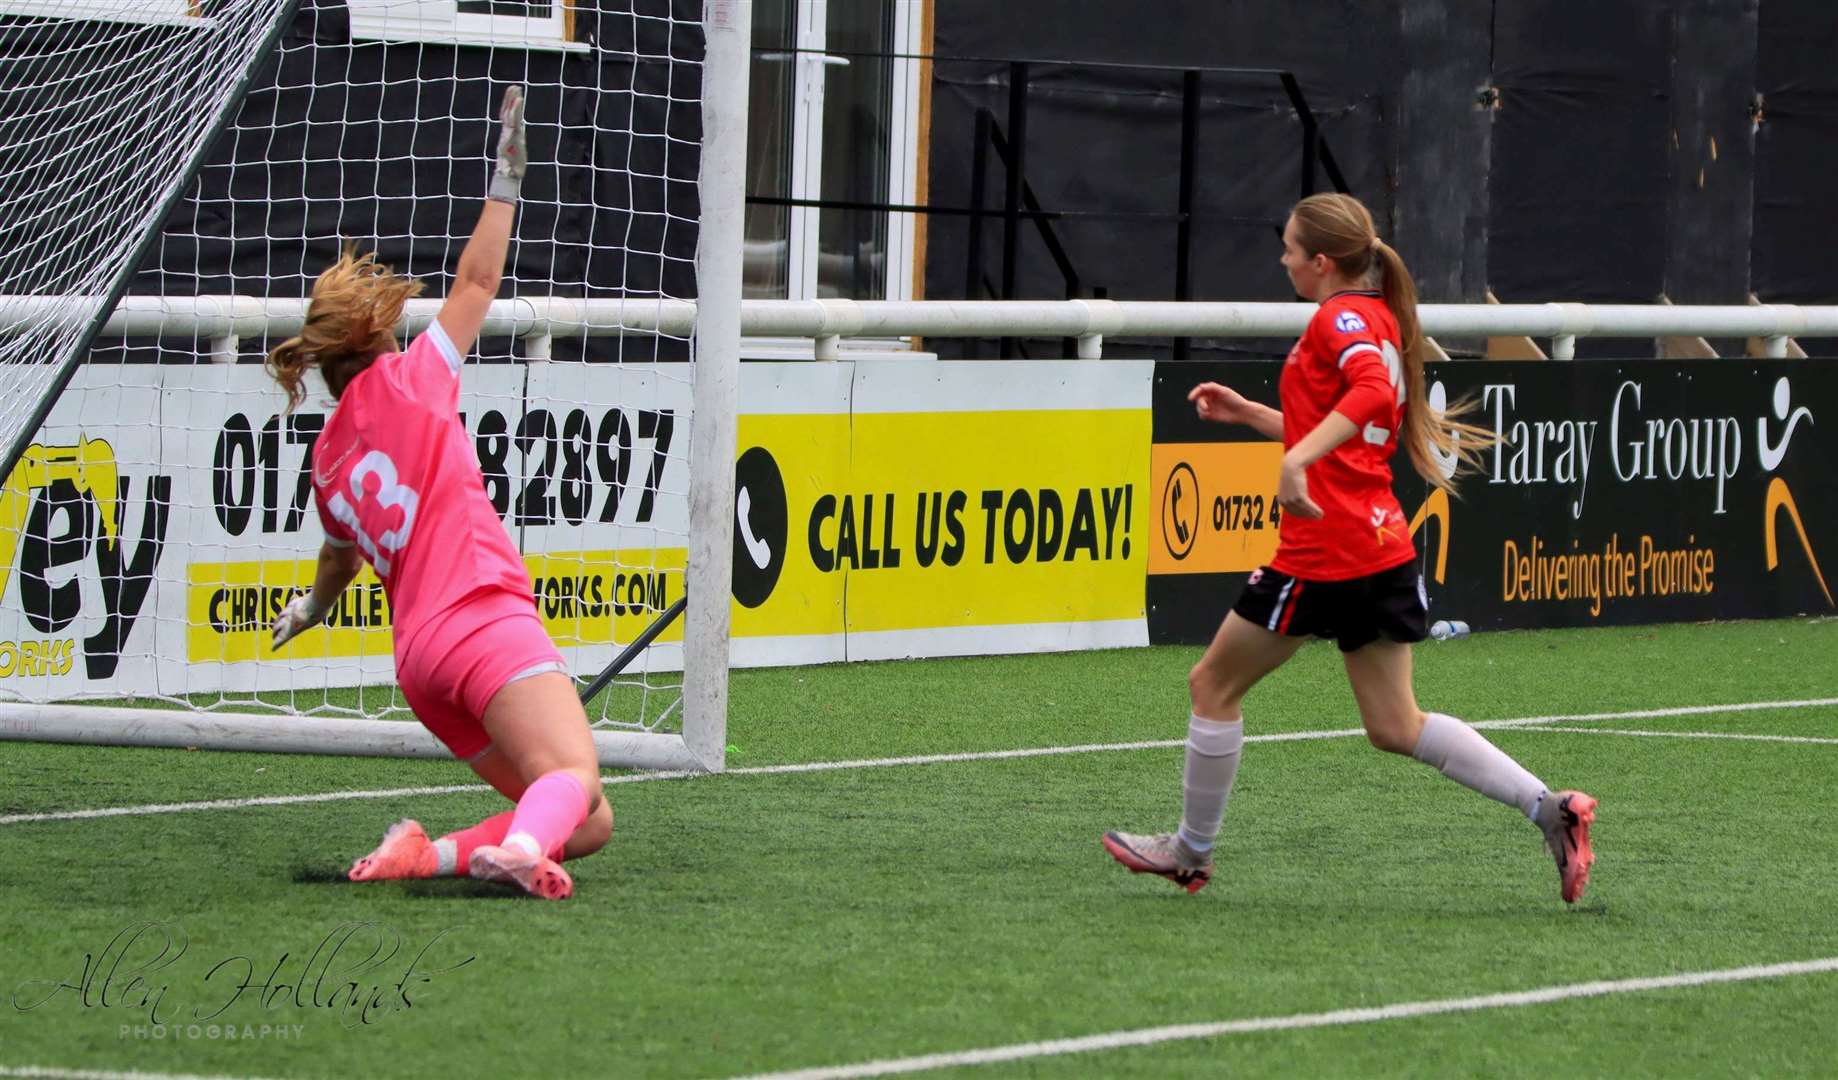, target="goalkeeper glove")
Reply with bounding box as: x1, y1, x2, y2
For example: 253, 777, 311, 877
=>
488, 84, 526, 204
272, 591, 331, 650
